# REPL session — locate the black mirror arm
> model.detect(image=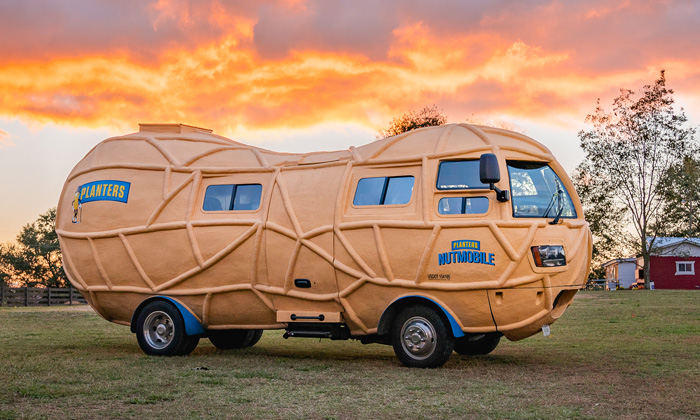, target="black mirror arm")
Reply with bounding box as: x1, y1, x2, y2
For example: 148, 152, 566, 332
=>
490, 183, 510, 202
